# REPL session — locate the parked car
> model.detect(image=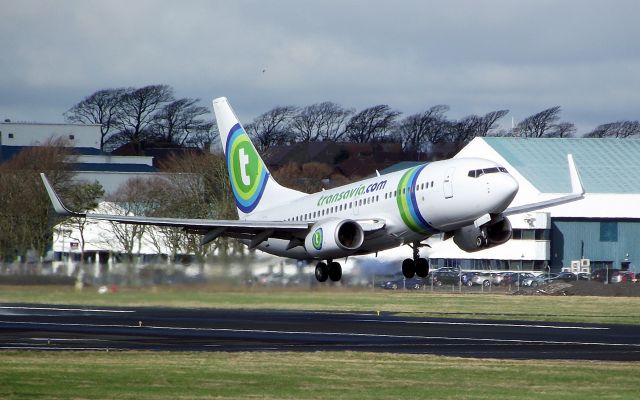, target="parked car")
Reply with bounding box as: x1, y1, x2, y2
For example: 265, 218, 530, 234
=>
591, 269, 623, 283
577, 272, 591, 280
470, 272, 493, 287
611, 270, 635, 283
553, 272, 578, 282
522, 273, 559, 287
381, 277, 425, 290
491, 272, 511, 286
461, 272, 478, 287
430, 270, 460, 286
503, 272, 535, 286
